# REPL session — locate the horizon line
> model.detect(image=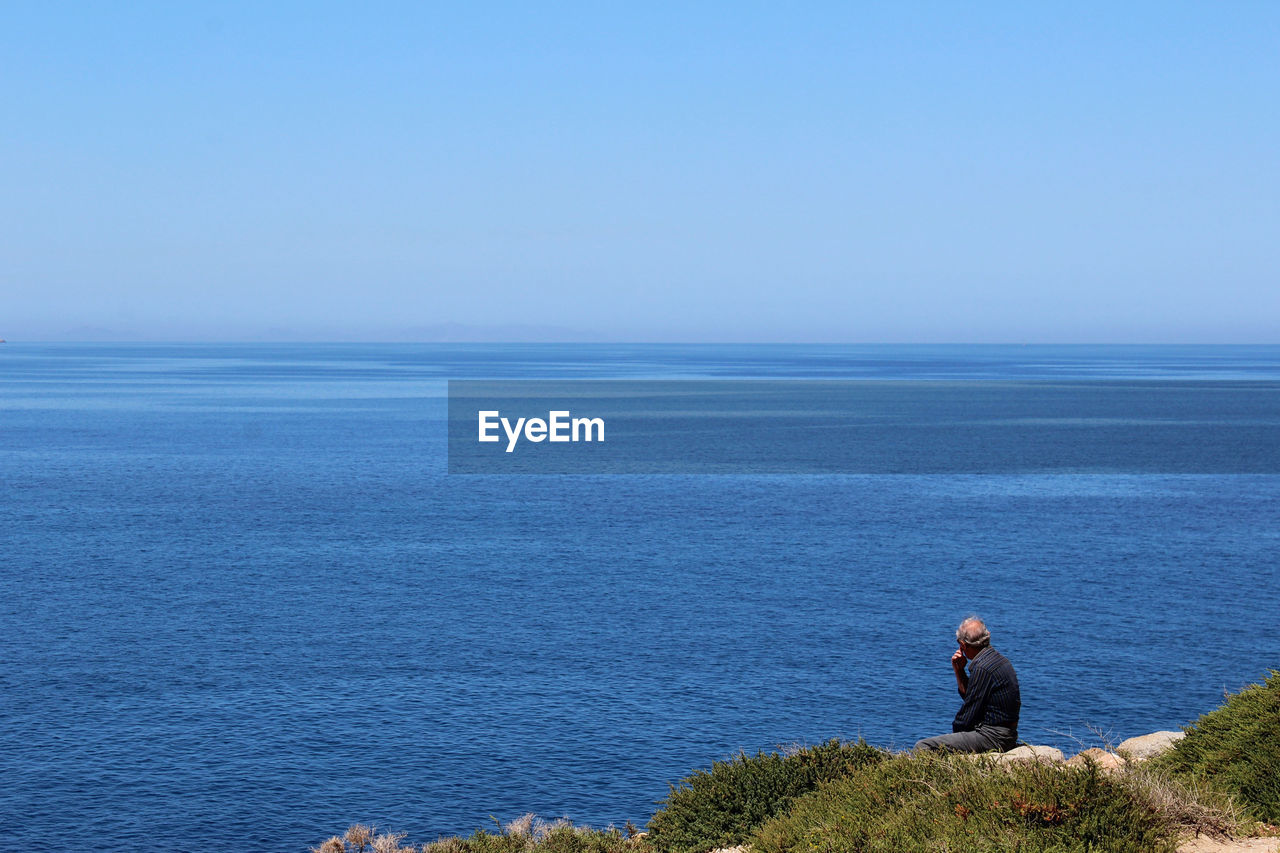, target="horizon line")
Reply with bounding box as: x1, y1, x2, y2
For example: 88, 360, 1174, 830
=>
6, 339, 1280, 347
